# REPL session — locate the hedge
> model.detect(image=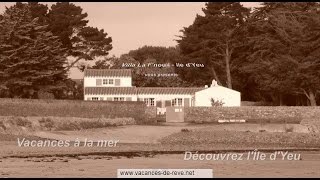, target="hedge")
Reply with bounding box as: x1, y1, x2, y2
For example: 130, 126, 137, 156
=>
0, 98, 157, 123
